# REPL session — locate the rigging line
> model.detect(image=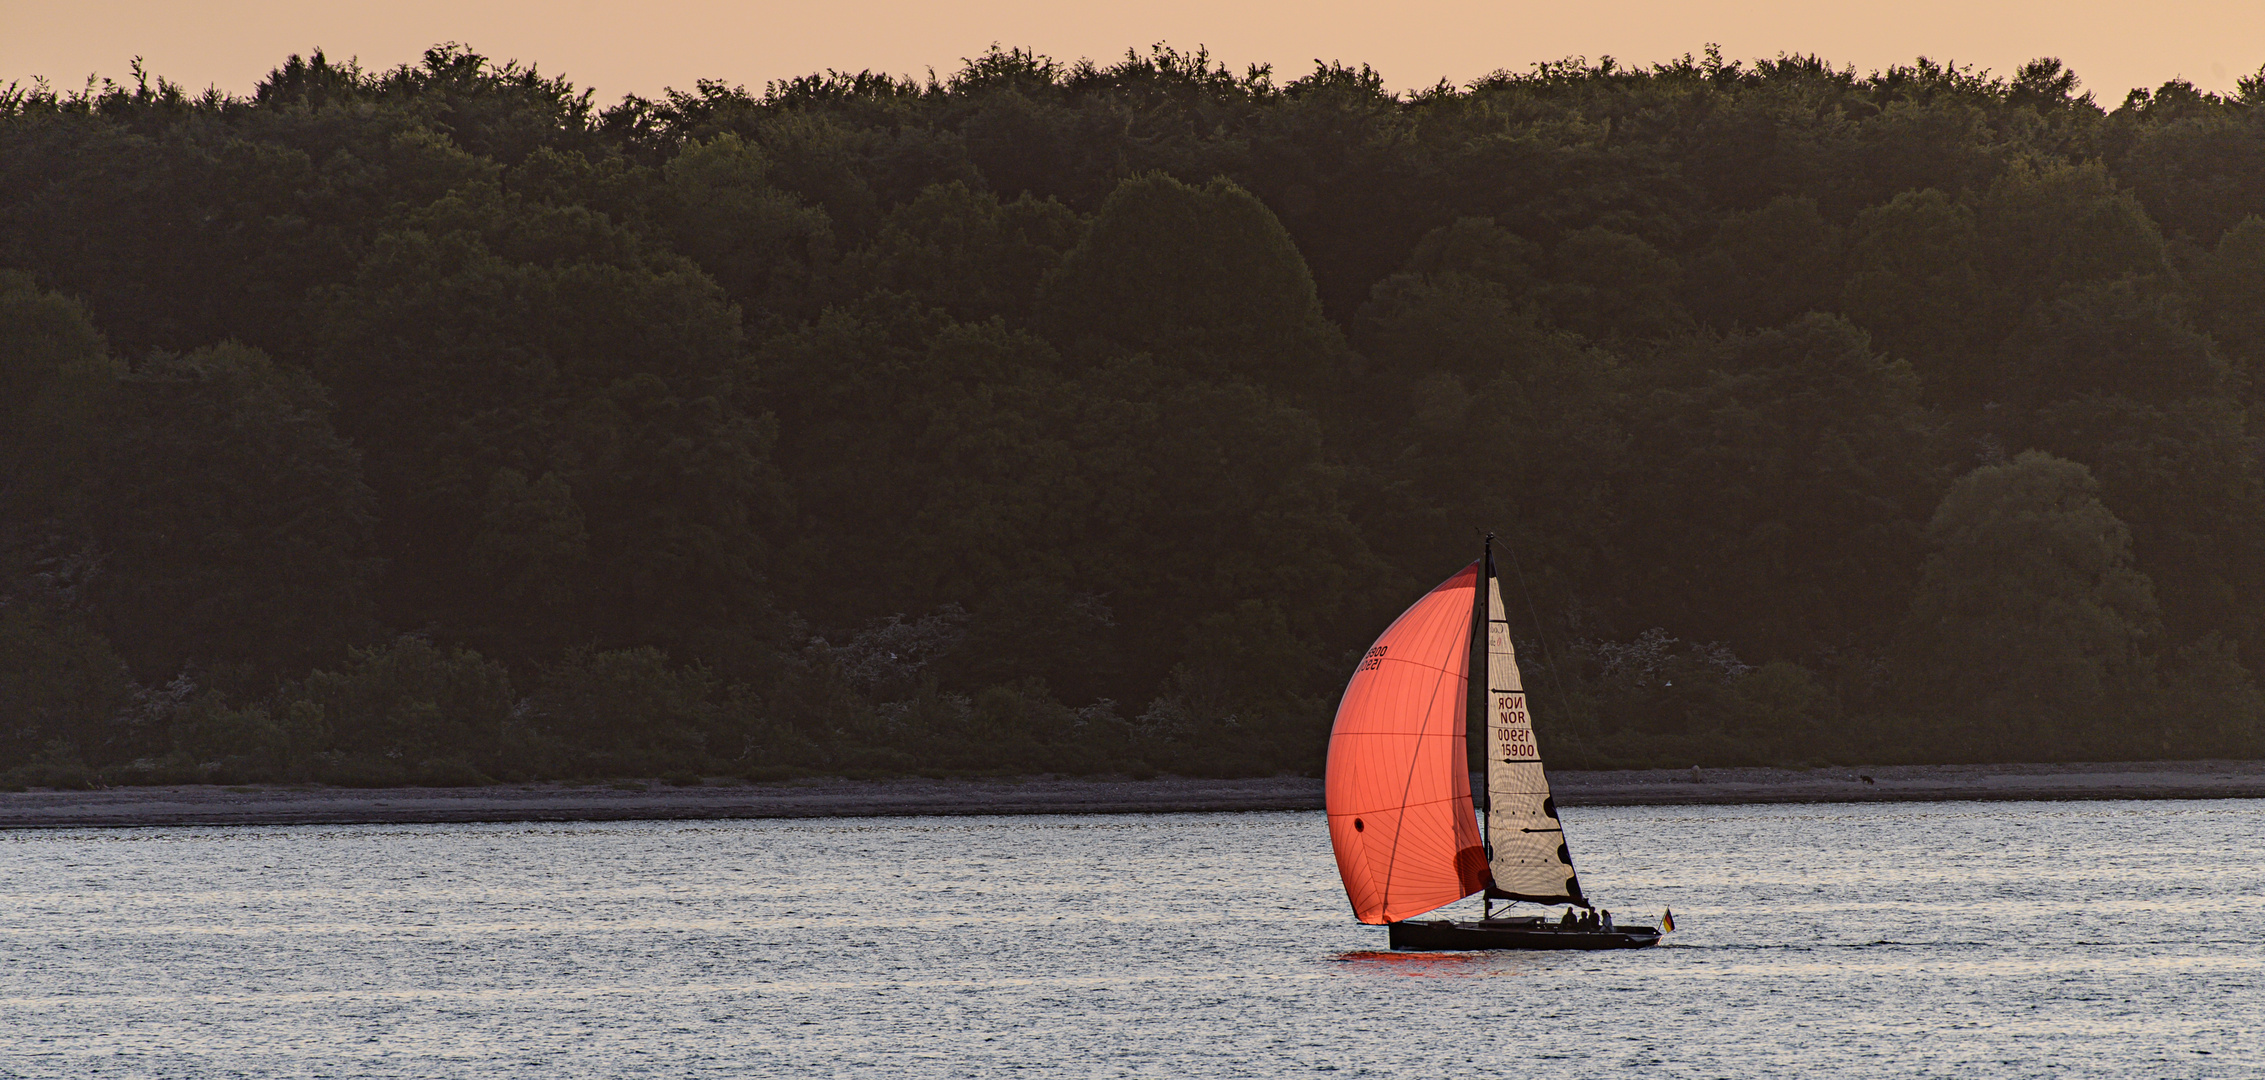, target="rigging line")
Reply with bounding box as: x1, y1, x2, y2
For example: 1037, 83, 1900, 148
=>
1500, 534, 1576, 738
